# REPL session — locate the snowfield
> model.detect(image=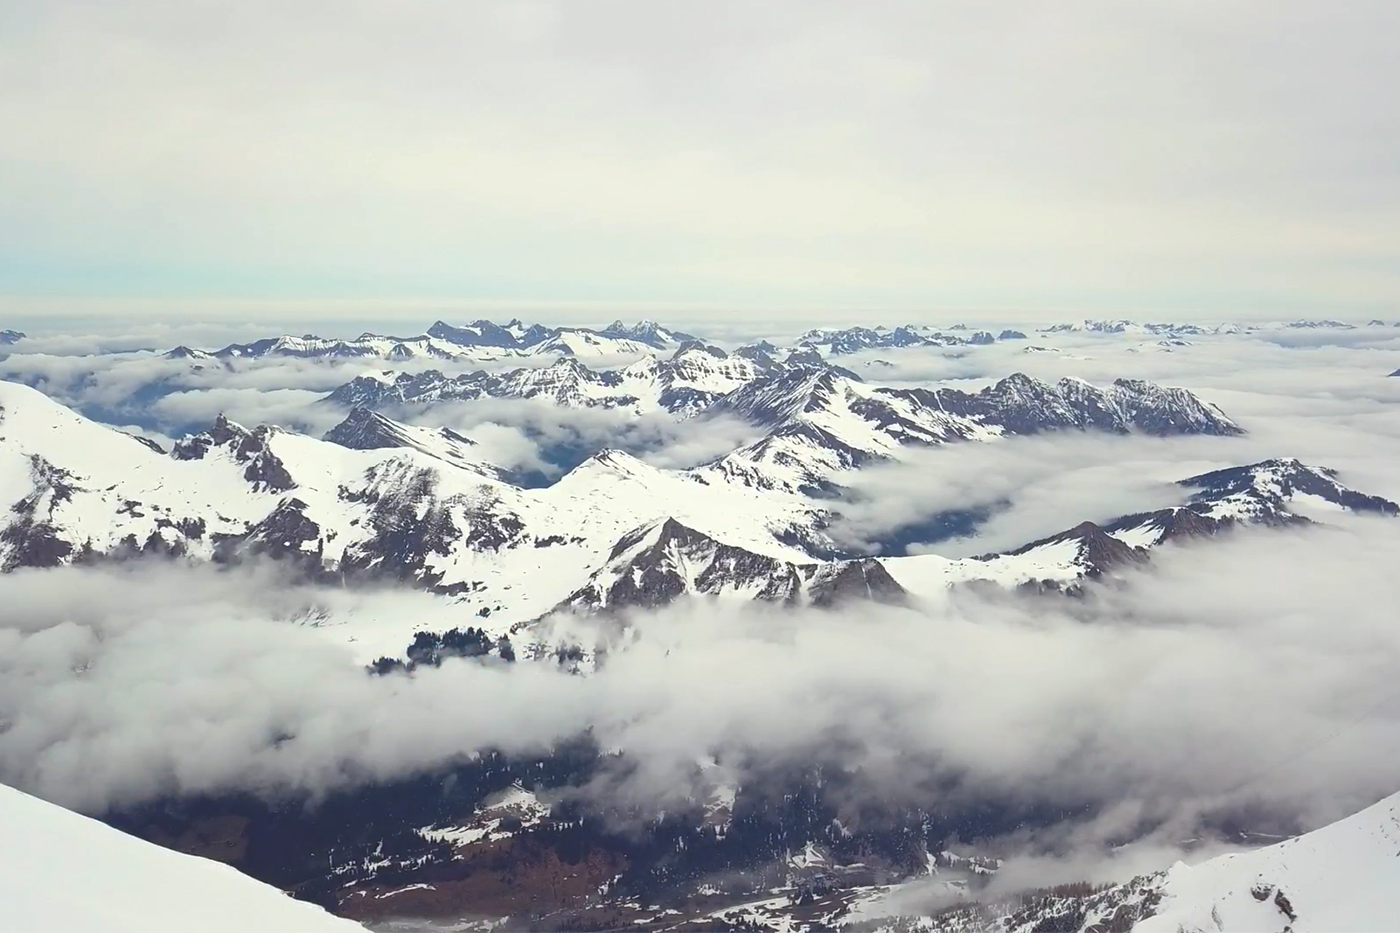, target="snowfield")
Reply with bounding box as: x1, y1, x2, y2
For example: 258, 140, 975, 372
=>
0, 782, 360, 932
1137, 789, 1400, 933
